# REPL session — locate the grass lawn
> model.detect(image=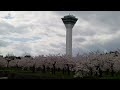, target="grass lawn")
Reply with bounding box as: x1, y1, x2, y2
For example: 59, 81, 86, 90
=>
1, 68, 120, 79
11, 71, 74, 79
0, 68, 74, 79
